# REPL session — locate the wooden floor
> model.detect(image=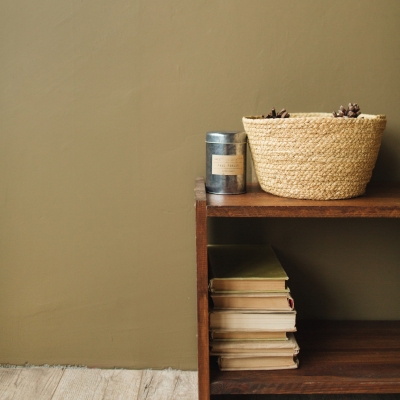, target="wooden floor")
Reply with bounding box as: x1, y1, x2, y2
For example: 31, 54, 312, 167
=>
0, 367, 198, 400
2, 367, 400, 400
